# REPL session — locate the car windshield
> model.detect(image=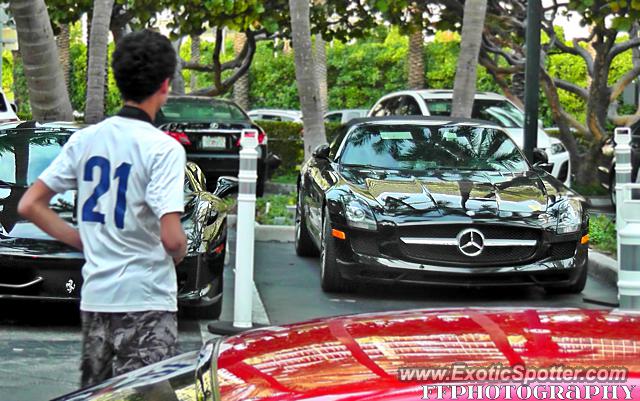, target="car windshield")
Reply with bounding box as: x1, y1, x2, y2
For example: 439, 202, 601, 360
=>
160, 99, 248, 122
424, 98, 525, 128
339, 124, 529, 173
0, 130, 70, 186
